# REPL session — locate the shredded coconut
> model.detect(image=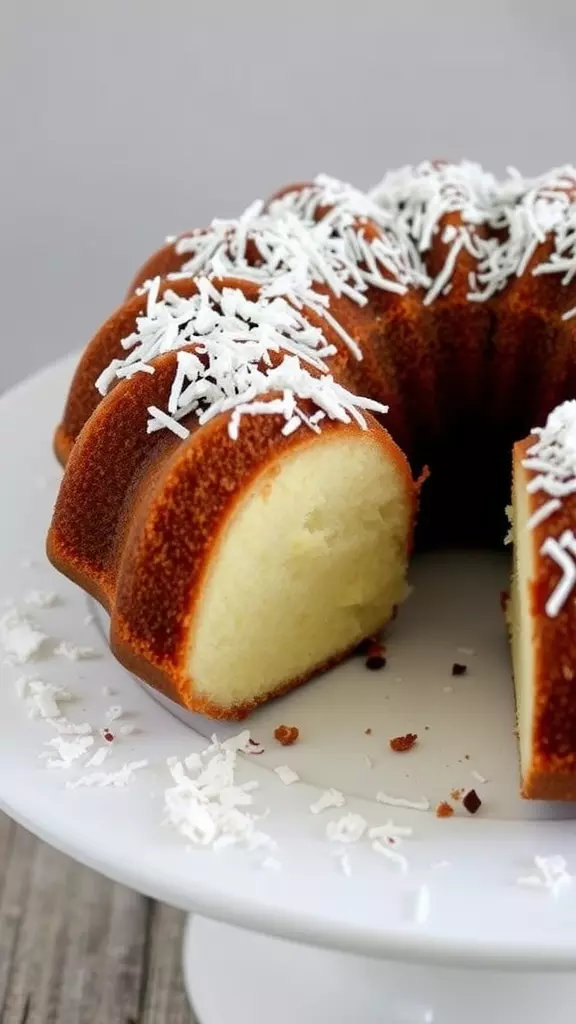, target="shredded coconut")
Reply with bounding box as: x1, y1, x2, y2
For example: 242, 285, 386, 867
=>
0, 607, 47, 664
274, 765, 300, 786
67, 760, 149, 789
54, 641, 100, 661
310, 788, 346, 815
326, 813, 367, 843
517, 854, 572, 898
23, 590, 59, 609
376, 791, 430, 812
164, 738, 274, 852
